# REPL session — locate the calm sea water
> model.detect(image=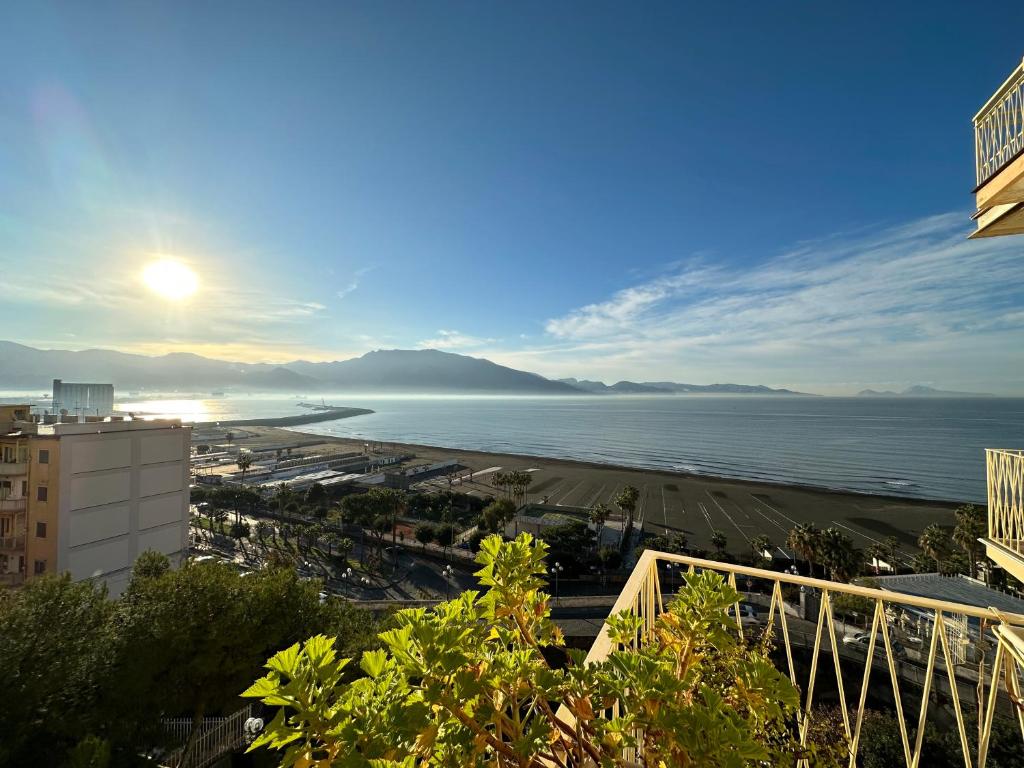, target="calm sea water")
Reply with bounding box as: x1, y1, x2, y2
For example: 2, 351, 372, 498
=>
5, 391, 1020, 502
